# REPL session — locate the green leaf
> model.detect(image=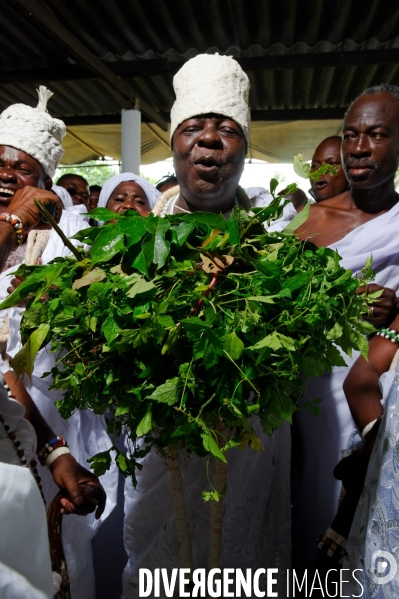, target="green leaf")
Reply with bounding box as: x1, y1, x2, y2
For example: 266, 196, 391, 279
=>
86, 207, 121, 221
326, 321, 343, 340
91, 228, 125, 264
270, 178, 279, 194
247, 295, 275, 304
0, 264, 66, 310
132, 248, 149, 277
87, 449, 112, 476
101, 315, 121, 344
115, 404, 130, 416
223, 331, 244, 360
148, 377, 181, 406
11, 323, 50, 377
136, 409, 153, 436
325, 344, 348, 367
116, 452, 129, 473
226, 209, 240, 246
143, 217, 170, 268
72, 268, 106, 290
126, 278, 156, 299
171, 221, 196, 246
202, 486, 227, 502
201, 431, 227, 462
249, 331, 296, 352
293, 154, 310, 179
283, 201, 311, 235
